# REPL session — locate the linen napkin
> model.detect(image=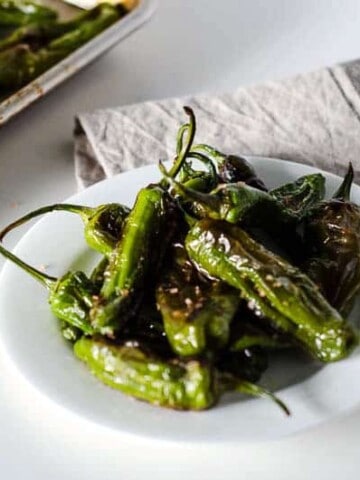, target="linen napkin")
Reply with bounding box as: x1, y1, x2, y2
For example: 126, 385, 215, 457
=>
74, 60, 360, 189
